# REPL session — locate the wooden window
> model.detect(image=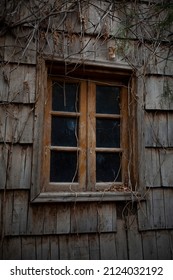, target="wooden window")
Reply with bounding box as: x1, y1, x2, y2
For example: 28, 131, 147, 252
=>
42, 77, 129, 193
